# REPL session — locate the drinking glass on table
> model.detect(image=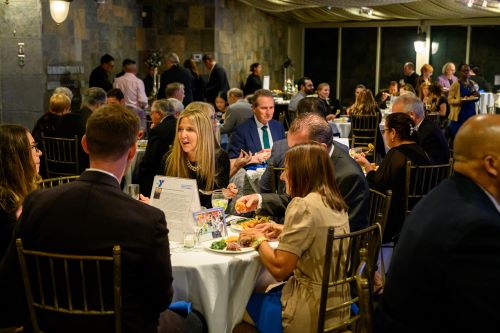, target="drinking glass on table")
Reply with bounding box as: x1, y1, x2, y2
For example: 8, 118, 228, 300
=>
211, 189, 229, 211
349, 147, 363, 158
125, 184, 140, 199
